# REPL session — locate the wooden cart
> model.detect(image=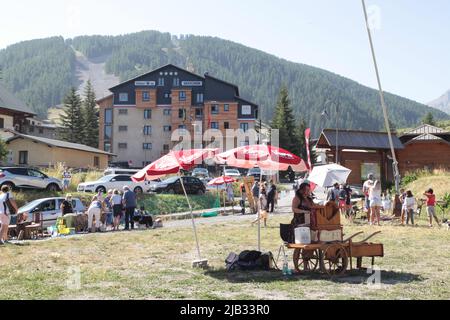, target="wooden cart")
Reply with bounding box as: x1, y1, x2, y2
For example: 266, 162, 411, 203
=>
287, 231, 384, 276
282, 202, 384, 277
